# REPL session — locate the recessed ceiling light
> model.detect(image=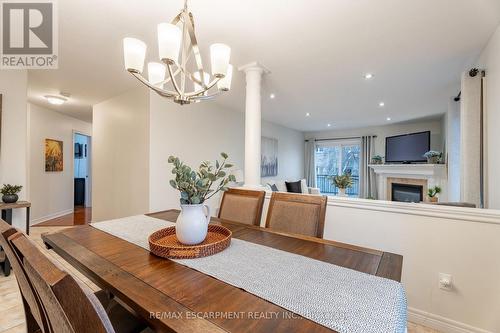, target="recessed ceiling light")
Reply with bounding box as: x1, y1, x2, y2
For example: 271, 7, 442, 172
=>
379, 102, 385, 107
306, 112, 310, 117
269, 93, 275, 99
386, 117, 391, 121
45, 95, 67, 105
364, 73, 374, 80
327, 123, 331, 127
